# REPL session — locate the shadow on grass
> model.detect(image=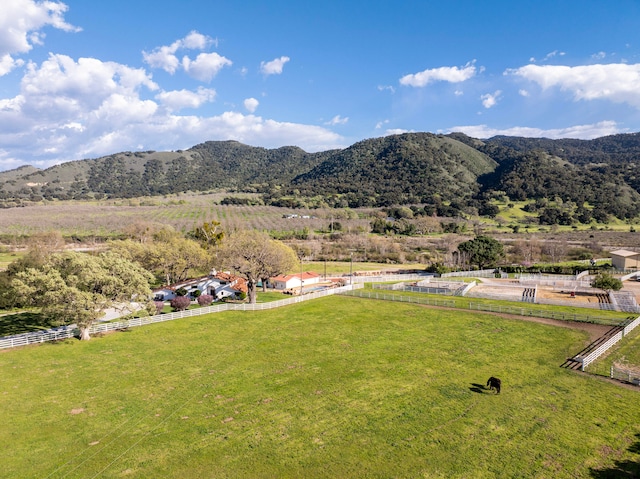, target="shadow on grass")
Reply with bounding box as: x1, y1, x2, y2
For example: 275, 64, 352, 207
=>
470, 383, 488, 394
590, 433, 640, 478
0, 311, 57, 336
